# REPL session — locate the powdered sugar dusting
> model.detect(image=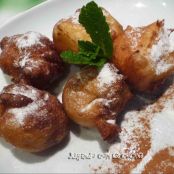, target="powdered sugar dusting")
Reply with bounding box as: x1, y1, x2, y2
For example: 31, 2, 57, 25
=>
18, 52, 30, 68
12, 31, 45, 70
169, 30, 174, 51
90, 108, 150, 173
97, 63, 123, 90
106, 119, 116, 125
102, 9, 110, 17
91, 84, 174, 174
126, 27, 142, 49
152, 107, 174, 153
131, 98, 174, 173
3, 85, 38, 100
71, 10, 80, 24
168, 147, 174, 157
15, 31, 43, 49
150, 29, 169, 59
155, 59, 173, 75
62, 8, 110, 25
22, 59, 45, 72
3, 85, 50, 125
80, 98, 113, 113
44, 93, 49, 101
9, 100, 45, 125
57, 92, 63, 103
150, 28, 174, 75
59, 10, 80, 25
109, 109, 150, 162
